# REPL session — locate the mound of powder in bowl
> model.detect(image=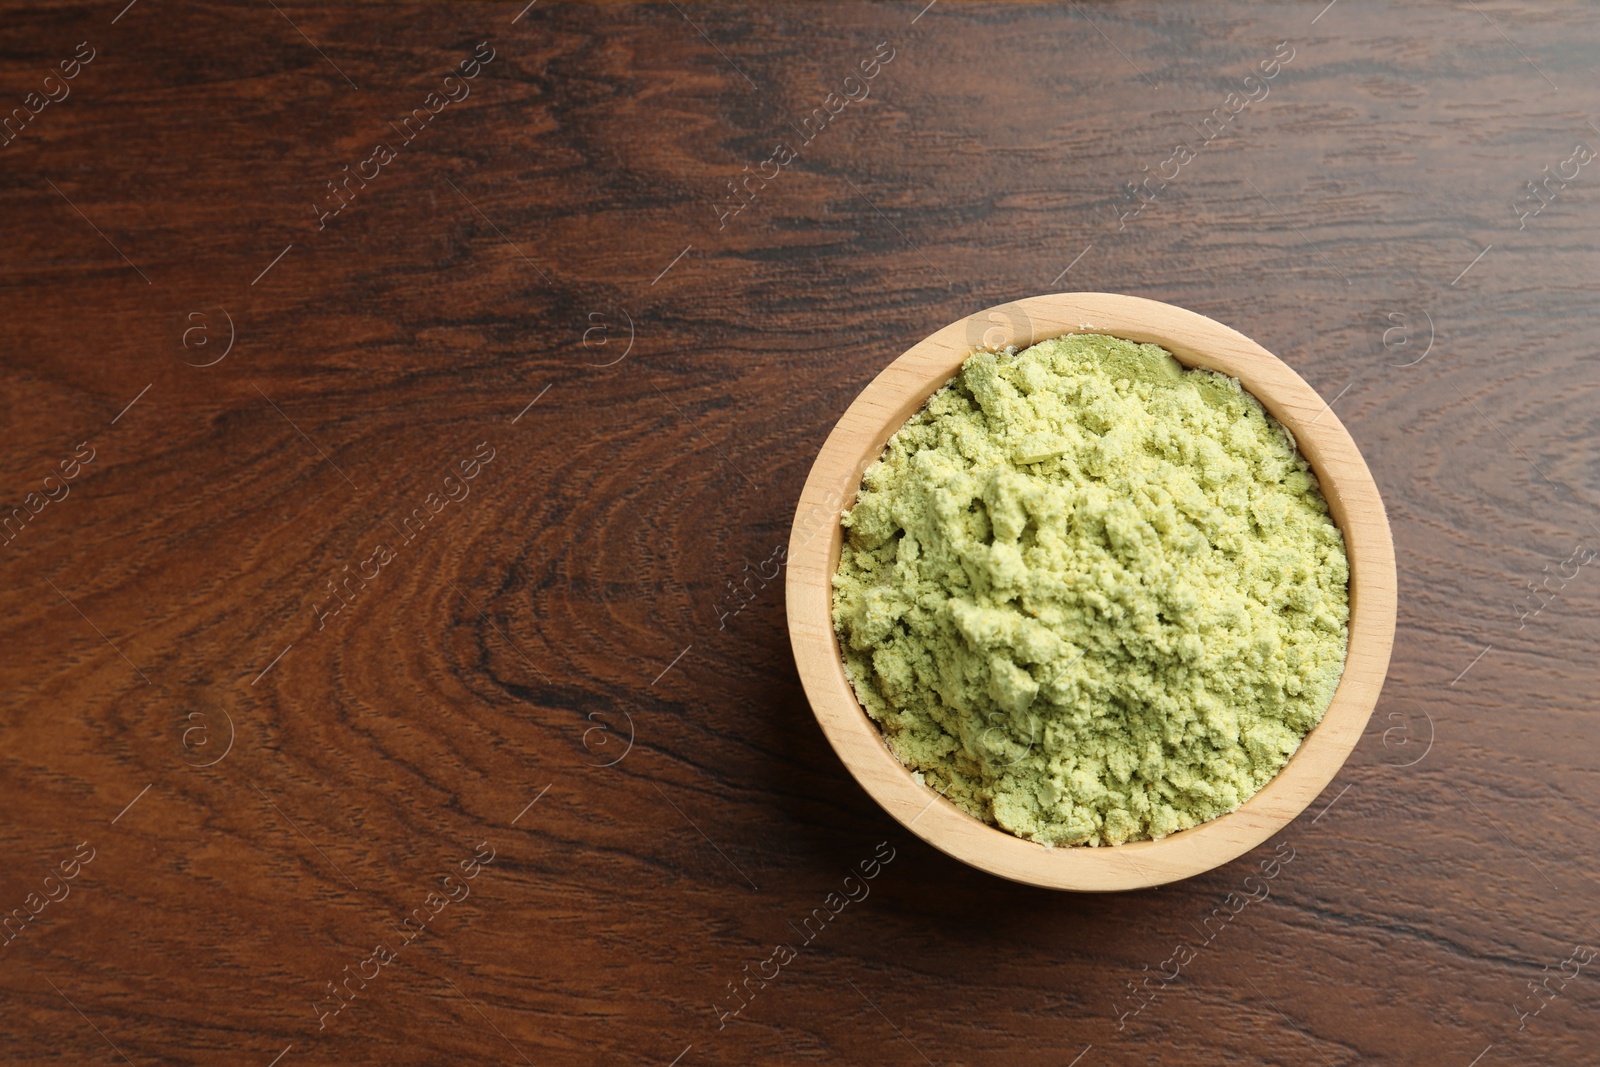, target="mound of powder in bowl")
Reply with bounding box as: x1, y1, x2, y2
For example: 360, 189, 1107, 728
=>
831, 334, 1350, 847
